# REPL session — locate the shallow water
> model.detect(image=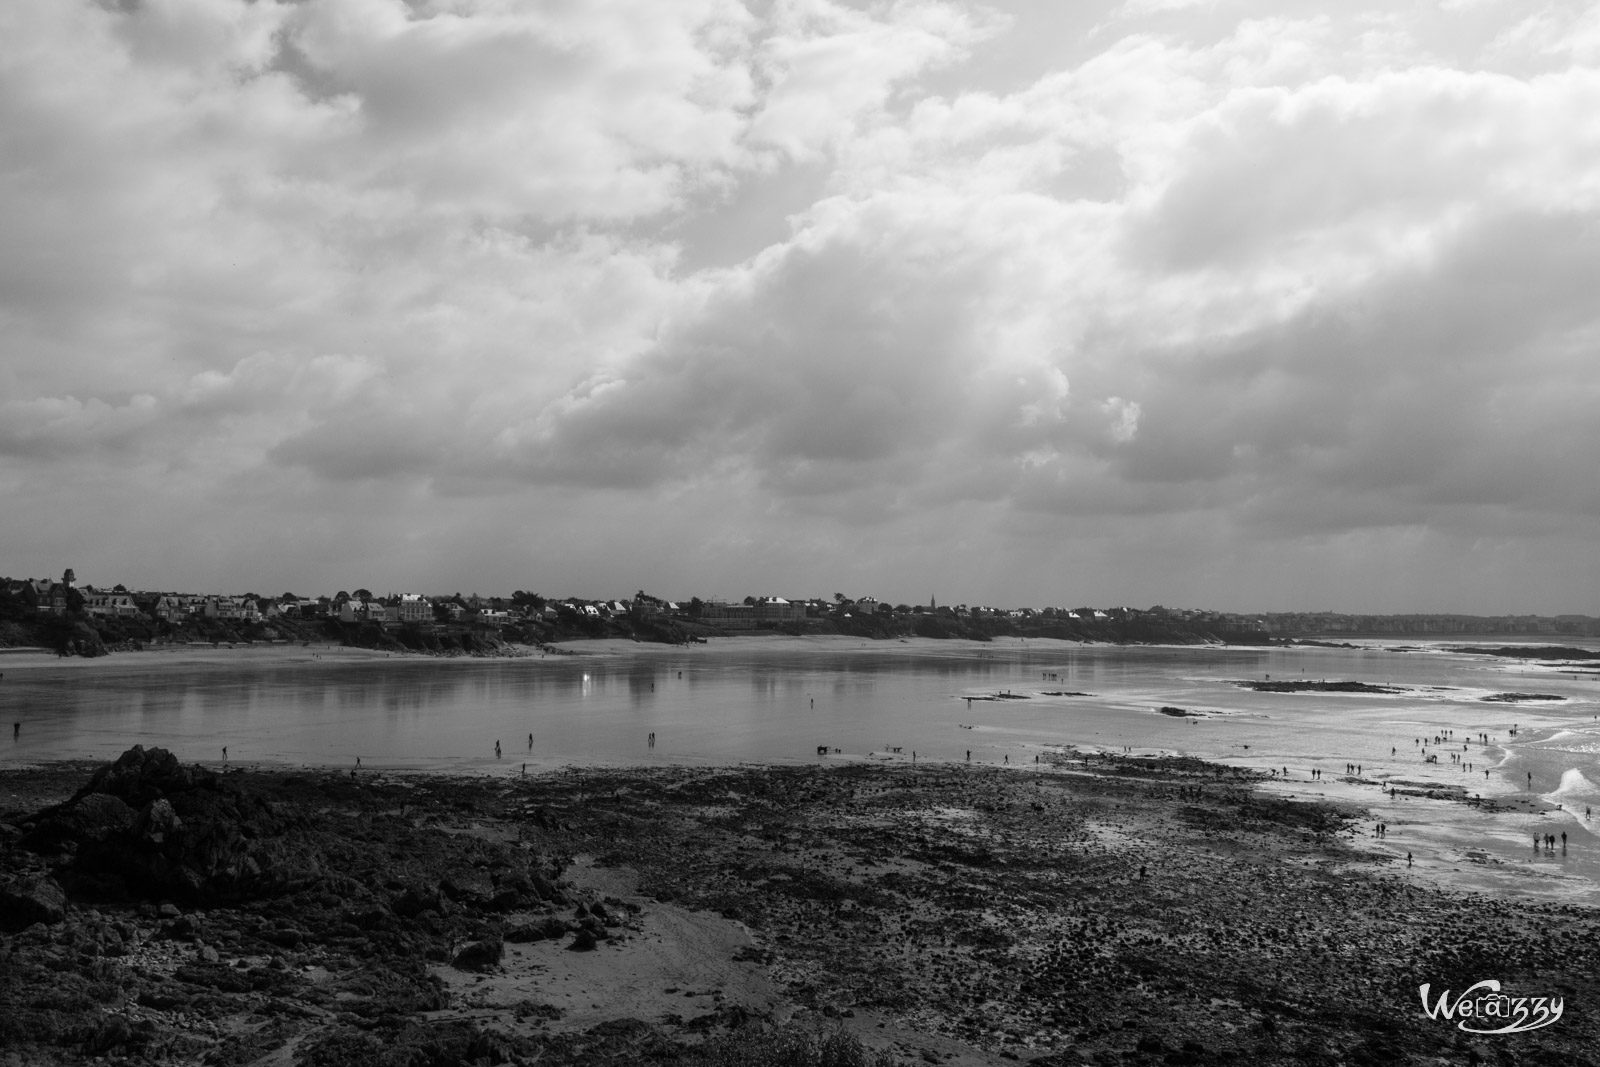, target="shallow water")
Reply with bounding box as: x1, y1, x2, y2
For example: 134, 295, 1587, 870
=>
5, 636, 1600, 896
